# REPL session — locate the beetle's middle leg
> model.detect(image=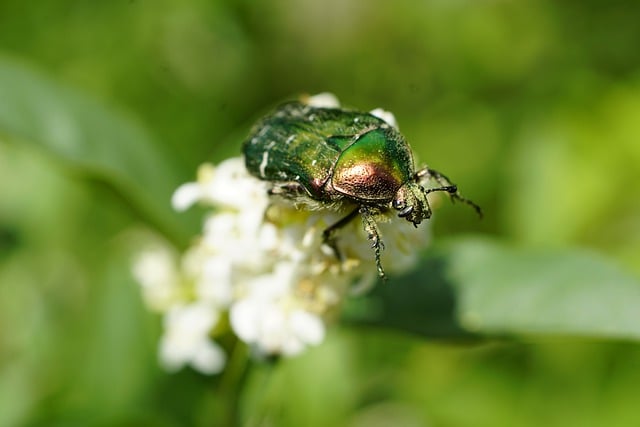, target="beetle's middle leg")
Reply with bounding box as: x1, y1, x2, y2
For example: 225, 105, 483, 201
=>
414, 166, 483, 217
321, 207, 387, 279
322, 208, 360, 264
